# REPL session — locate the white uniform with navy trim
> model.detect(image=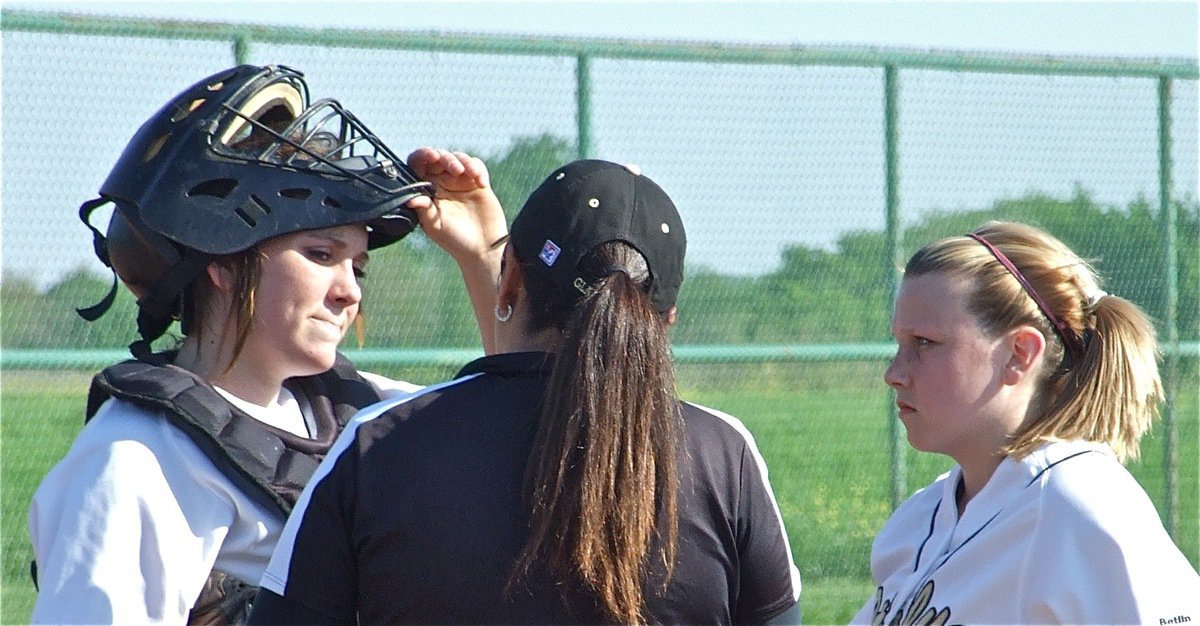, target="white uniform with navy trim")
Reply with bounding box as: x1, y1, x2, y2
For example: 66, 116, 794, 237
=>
852, 439, 1200, 625
27, 371, 418, 624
